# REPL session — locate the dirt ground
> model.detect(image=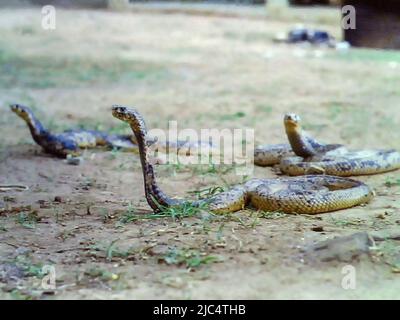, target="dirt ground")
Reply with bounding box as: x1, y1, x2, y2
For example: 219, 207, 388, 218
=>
1, 3, 400, 300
